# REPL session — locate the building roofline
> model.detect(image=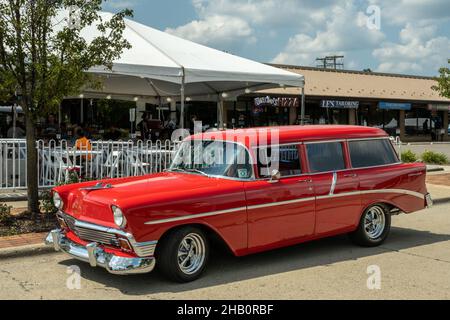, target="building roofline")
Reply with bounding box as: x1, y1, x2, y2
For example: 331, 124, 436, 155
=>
267, 63, 437, 81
